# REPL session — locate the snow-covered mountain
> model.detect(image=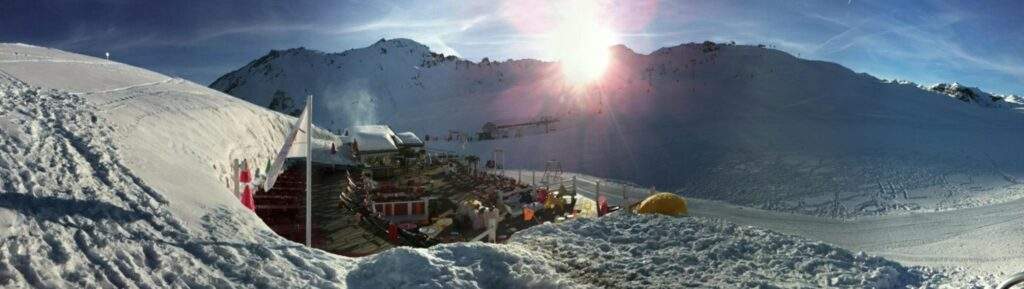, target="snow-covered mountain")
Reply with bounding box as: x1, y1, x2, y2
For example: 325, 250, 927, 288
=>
212, 39, 1024, 217
2, 43, 977, 288
926, 82, 1022, 108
